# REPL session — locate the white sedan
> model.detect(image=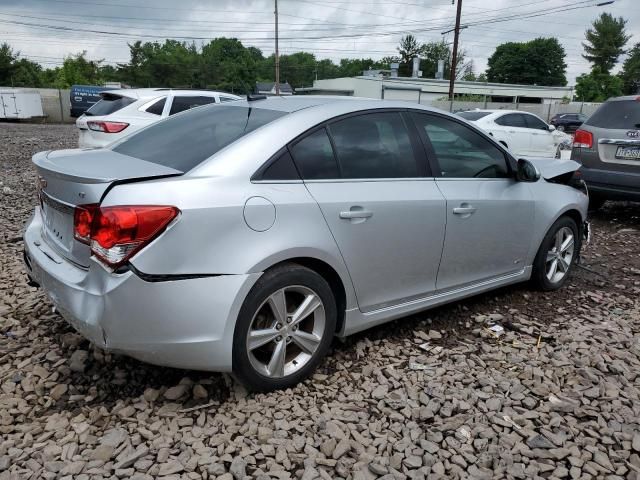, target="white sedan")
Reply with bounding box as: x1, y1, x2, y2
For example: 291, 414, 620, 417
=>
76, 89, 241, 148
457, 109, 571, 158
